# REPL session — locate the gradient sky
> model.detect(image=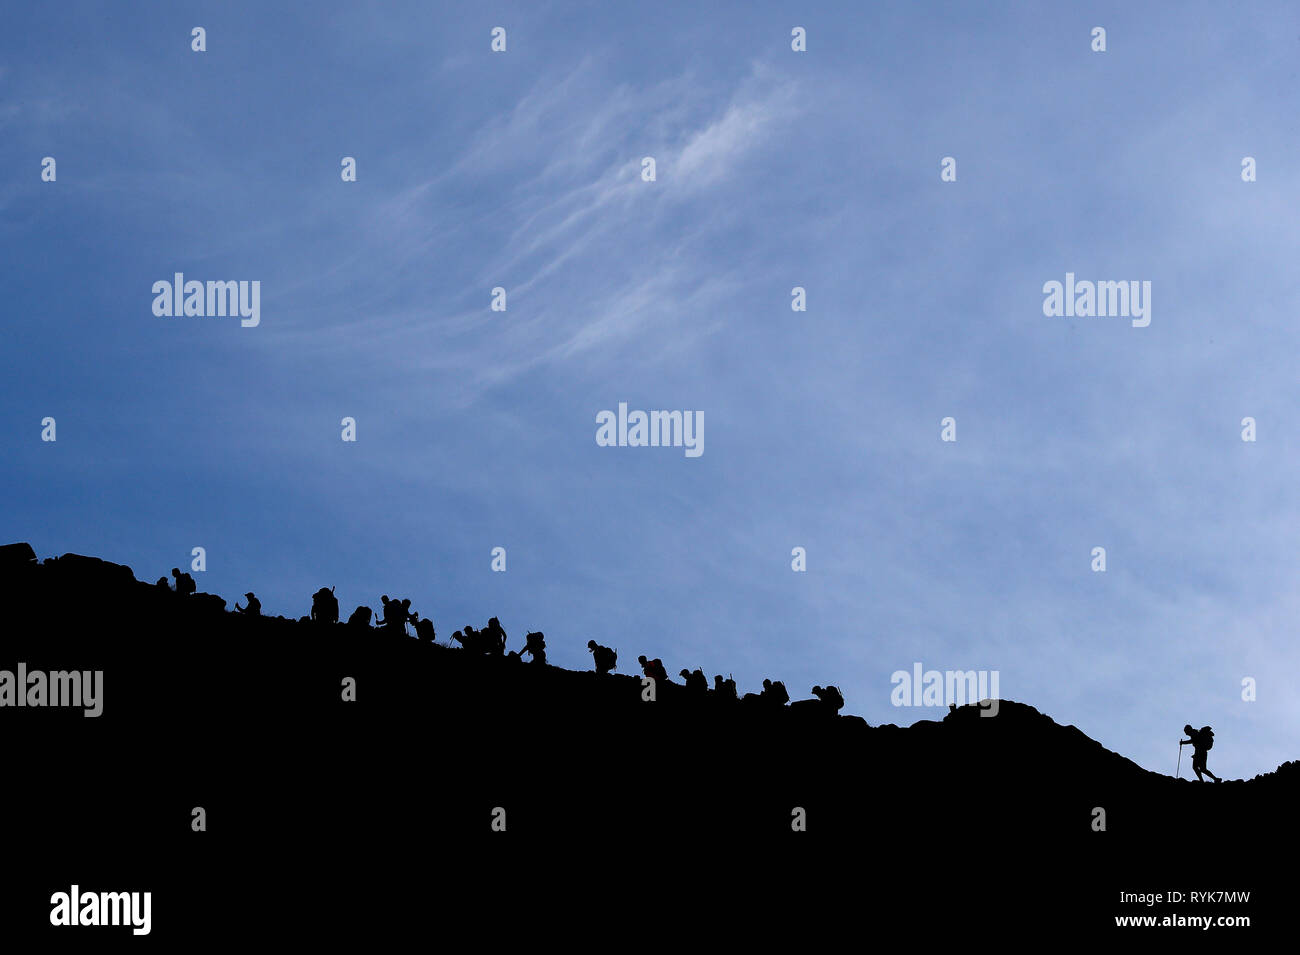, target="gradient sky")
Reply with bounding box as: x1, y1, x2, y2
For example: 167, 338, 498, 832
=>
3, 1, 1297, 780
